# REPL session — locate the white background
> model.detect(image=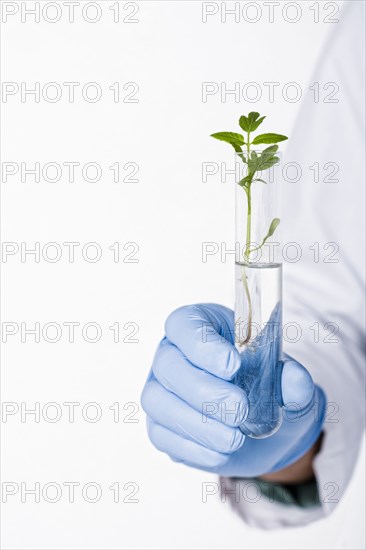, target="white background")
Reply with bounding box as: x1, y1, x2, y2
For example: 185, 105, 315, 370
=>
1, 1, 365, 549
